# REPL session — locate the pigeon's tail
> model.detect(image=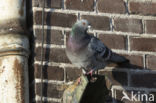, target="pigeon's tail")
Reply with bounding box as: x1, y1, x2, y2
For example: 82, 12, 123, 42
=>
109, 52, 129, 64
